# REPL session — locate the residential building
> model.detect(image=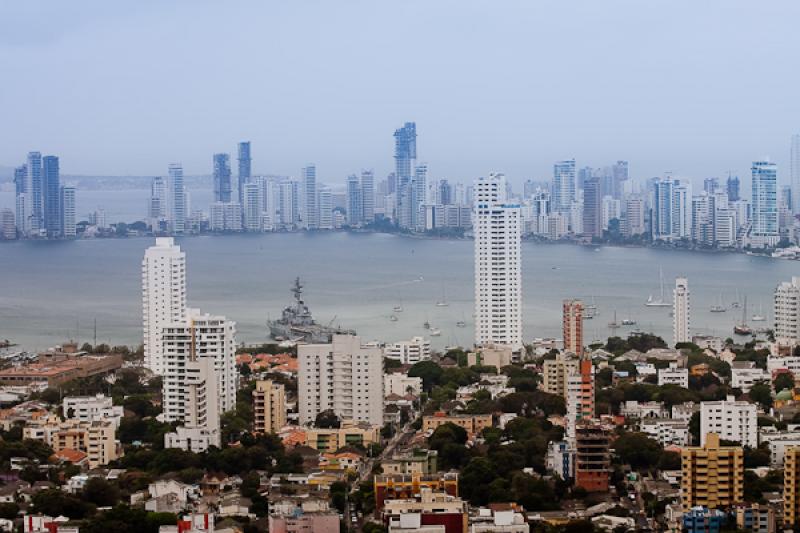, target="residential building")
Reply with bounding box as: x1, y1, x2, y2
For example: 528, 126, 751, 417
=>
750, 160, 779, 247
553, 159, 576, 213
775, 277, 800, 346
1, 208, 16, 239
730, 363, 769, 393
582, 177, 602, 238
620, 400, 668, 419
384, 337, 431, 365
735, 504, 777, 533
673, 277, 690, 345
640, 419, 690, 446
142, 237, 187, 375
422, 413, 492, 436
253, 380, 286, 435
466, 344, 514, 369
562, 299, 584, 356
361, 169, 375, 224
162, 309, 237, 423
346, 174, 363, 226
62, 394, 123, 429
269, 510, 339, 533
168, 163, 186, 234
375, 475, 459, 511
624, 195, 646, 237
298, 335, 384, 427
682, 507, 726, 533
700, 396, 758, 448
542, 352, 579, 398
658, 363, 689, 388
209, 201, 242, 232
318, 186, 333, 229
302, 164, 318, 229
42, 156, 61, 237
473, 173, 522, 348
681, 433, 744, 511
384, 374, 423, 397
60, 186, 76, 237
303, 422, 381, 452
25, 152, 43, 235
566, 359, 594, 441
47, 419, 121, 469
546, 440, 574, 481
785, 446, 800, 527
